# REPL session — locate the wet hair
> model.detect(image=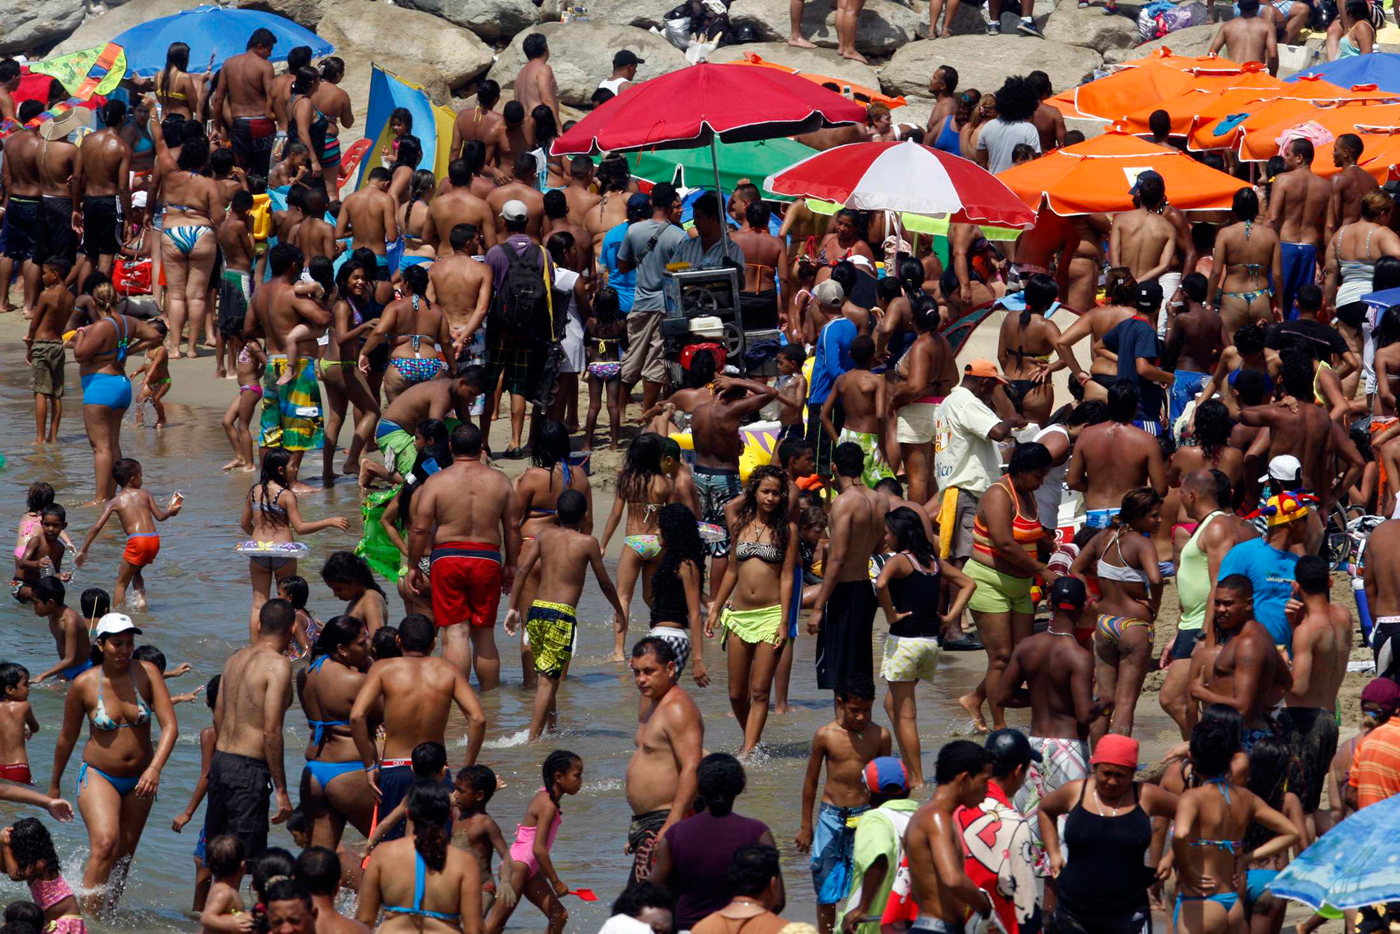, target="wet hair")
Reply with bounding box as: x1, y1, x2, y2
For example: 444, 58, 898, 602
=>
836, 671, 876, 702
612, 882, 675, 920
81, 589, 110, 620
1193, 399, 1233, 463
1189, 719, 1238, 780
1376, 256, 1400, 292
456, 764, 498, 805
993, 75, 1038, 123
310, 614, 365, 663
618, 433, 665, 504
0, 663, 30, 696
632, 635, 678, 667
935, 739, 992, 784
277, 574, 309, 611
294, 846, 340, 897
1295, 554, 1330, 595
206, 674, 221, 710
523, 33, 548, 59
1106, 379, 1139, 424
371, 626, 401, 659
398, 613, 435, 653
726, 844, 780, 899
833, 441, 865, 479
259, 598, 294, 637
3, 902, 44, 933
557, 489, 587, 526
321, 551, 385, 598
206, 834, 245, 878
408, 780, 453, 871
657, 502, 706, 591
1232, 187, 1259, 222
7, 820, 58, 879
696, 752, 746, 817
40, 505, 65, 525
413, 741, 448, 778
733, 465, 790, 560
1181, 272, 1208, 304
25, 483, 55, 515
886, 506, 936, 568
1009, 441, 1052, 476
